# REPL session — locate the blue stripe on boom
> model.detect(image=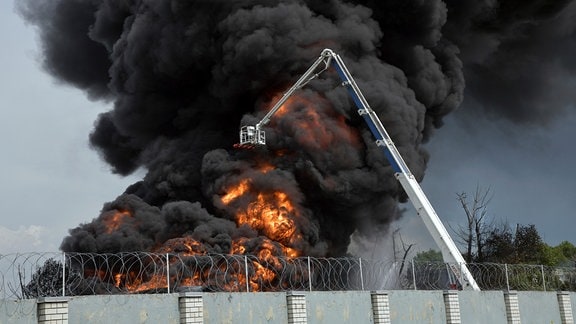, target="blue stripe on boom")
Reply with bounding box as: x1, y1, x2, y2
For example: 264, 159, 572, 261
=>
361, 115, 381, 140
333, 61, 403, 173
380, 147, 403, 173
361, 116, 402, 173
333, 63, 347, 80
346, 87, 365, 111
